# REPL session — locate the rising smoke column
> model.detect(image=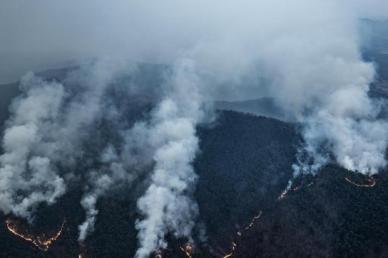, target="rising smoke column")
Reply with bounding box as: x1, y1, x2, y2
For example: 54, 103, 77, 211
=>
1, 0, 387, 182
78, 145, 134, 241
0, 59, 127, 222
134, 59, 204, 258
266, 19, 388, 177
78, 171, 115, 241
69, 59, 138, 241
114, 2, 388, 253
264, 2, 388, 177
0, 73, 66, 219
76, 60, 168, 241
1, 0, 388, 248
